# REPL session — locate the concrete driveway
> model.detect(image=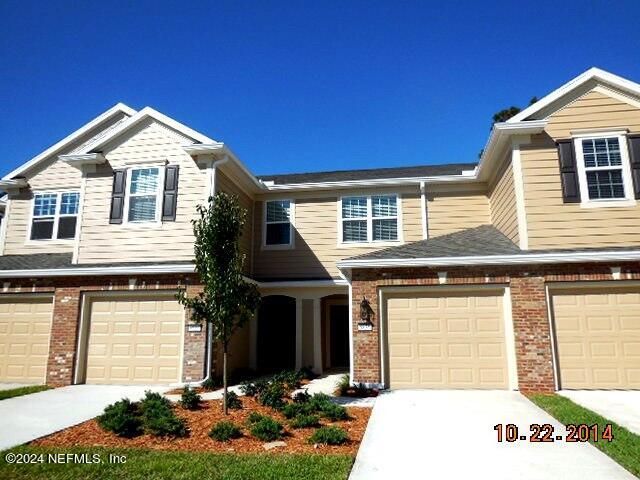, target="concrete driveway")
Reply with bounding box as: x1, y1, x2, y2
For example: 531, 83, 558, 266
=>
350, 390, 634, 480
559, 390, 640, 435
0, 384, 168, 451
